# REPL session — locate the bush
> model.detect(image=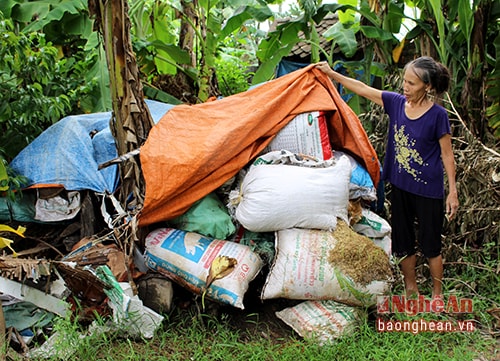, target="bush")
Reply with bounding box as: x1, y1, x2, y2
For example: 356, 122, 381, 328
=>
215, 52, 254, 97
0, 15, 95, 161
